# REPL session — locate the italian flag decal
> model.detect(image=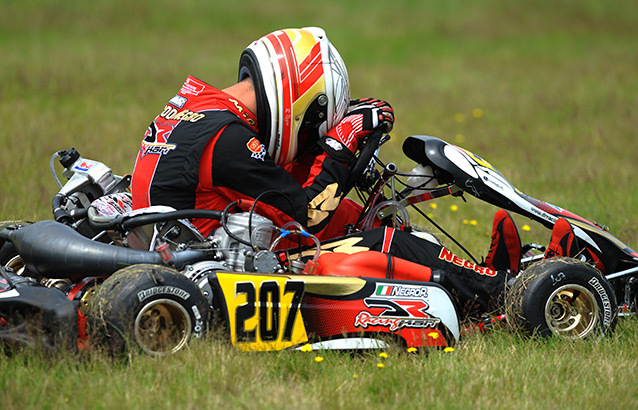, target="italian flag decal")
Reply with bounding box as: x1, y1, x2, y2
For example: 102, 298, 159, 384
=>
376, 285, 394, 296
